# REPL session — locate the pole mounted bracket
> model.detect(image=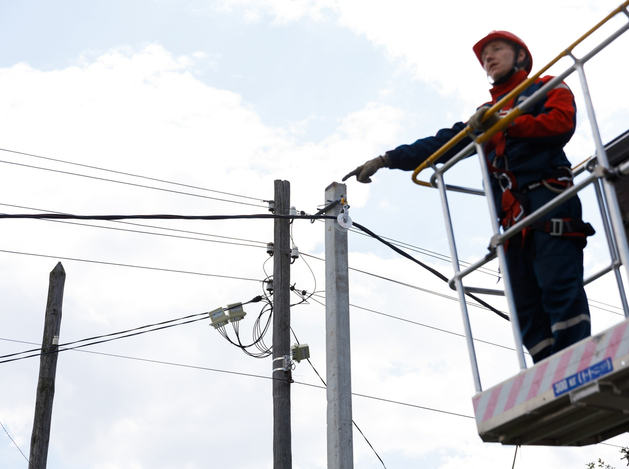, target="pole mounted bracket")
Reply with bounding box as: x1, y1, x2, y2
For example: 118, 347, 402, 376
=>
310, 198, 343, 223
272, 355, 293, 373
